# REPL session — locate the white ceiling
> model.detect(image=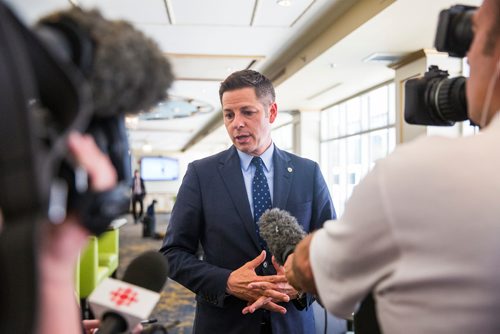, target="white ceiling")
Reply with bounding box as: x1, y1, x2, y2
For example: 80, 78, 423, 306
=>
5, 0, 481, 156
